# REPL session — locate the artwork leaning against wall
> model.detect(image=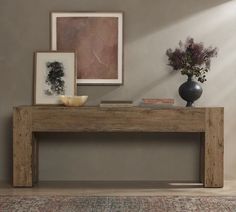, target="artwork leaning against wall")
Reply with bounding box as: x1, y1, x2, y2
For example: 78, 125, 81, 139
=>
34, 51, 77, 105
